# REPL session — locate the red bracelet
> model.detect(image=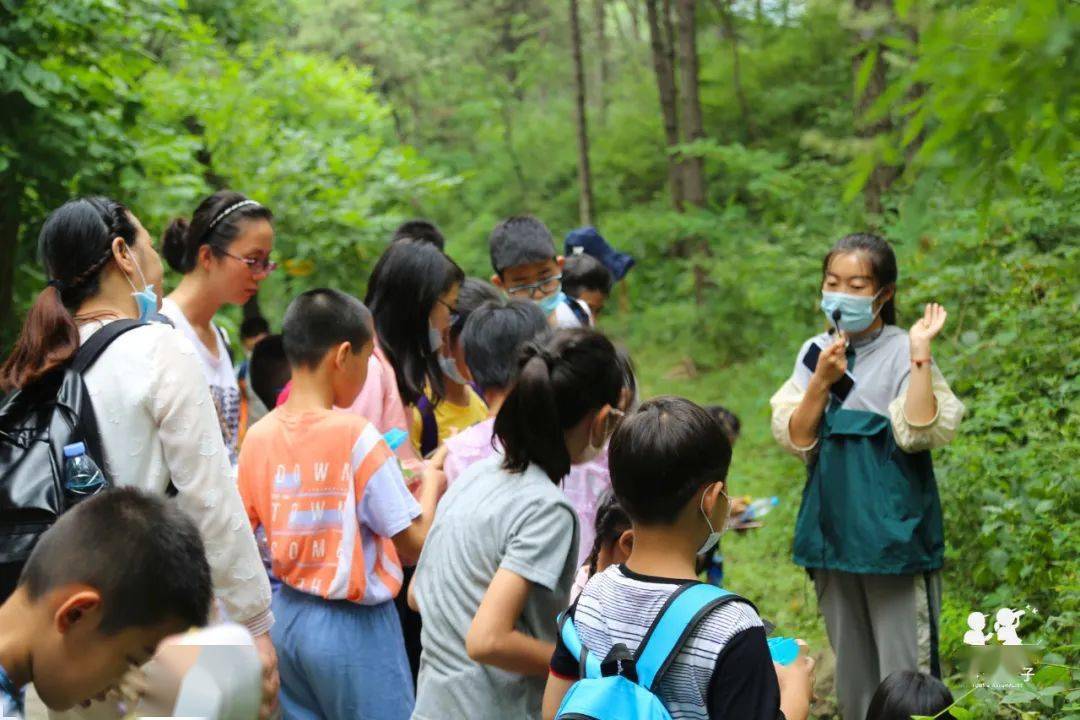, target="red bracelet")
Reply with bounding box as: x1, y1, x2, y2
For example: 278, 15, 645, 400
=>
912, 357, 932, 369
